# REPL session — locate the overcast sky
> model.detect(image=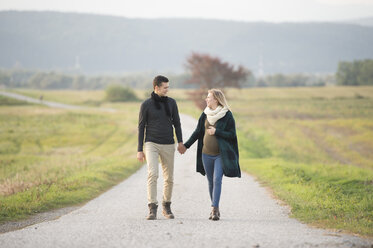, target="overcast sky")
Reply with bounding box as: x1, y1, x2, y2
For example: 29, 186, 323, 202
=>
0, 0, 373, 22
